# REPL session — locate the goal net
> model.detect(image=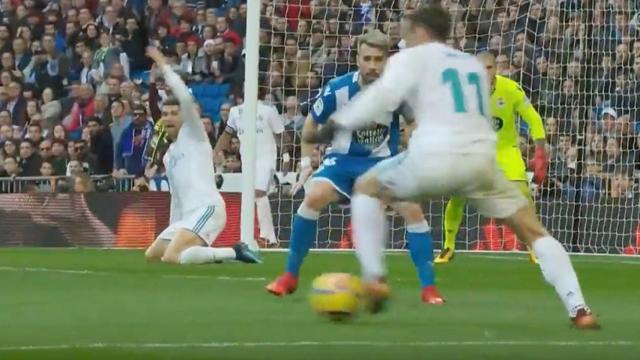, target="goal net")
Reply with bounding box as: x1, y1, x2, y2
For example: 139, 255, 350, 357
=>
260, 0, 640, 255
